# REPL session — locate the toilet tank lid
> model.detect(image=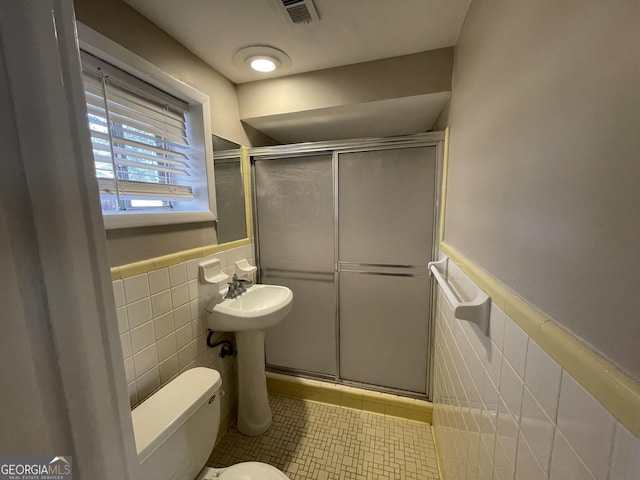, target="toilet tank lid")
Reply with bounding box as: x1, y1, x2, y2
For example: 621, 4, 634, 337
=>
132, 367, 222, 462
